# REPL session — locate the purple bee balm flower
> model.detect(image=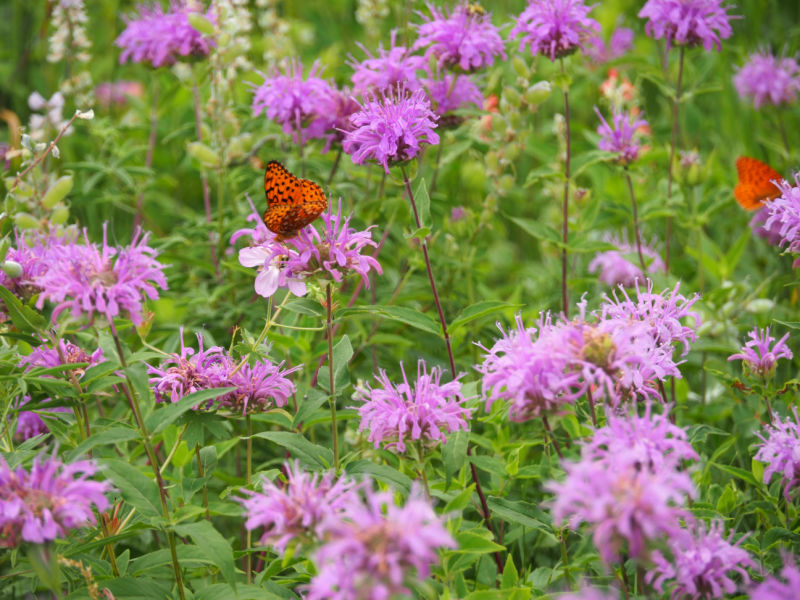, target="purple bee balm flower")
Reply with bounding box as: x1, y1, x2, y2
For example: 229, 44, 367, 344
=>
237, 461, 357, 552
585, 405, 698, 472
0, 453, 111, 547
728, 326, 792, 378
476, 313, 583, 422
601, 279, 701, 356
230, 196, 275, 247
647, 521, 754, 600
413, 2, 506, 72
251, 59, 336, 145
224, 359, 300, 416
548, 441, 695, 563
589, 236, 665, 288
734, 51, 800, 109
343, 87, 440, 173
34, 225, 167, 326
116, 1, 215, 68
750, 555, 800, 600
510, 0, 601, 62
15, 339, 105, 440
239, 202, 382, 299
422, 71, 483, 117
754, 407, 800, 501
765, 172, 800, 265
0, 228, 80, 301
594, 106, 648, 165
324, 87, 362, 148
307, 484, 455, 600
750, 204, 784, 246
353, 360, 472, 453
349, 32, 427, 95
638, 0, 734, 52
586, 26, 635, 63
